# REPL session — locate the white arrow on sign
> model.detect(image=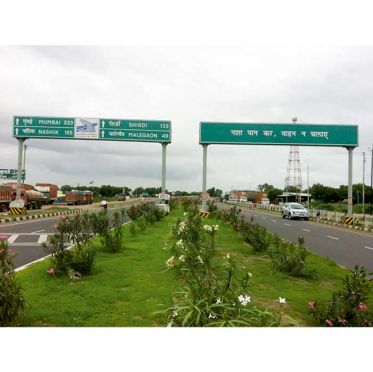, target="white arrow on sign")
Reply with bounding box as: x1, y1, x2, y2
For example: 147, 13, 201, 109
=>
101, 130, 105, 138
15, 128, 19, 135
15, 118, 19, 125
102, 121, 105, 128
